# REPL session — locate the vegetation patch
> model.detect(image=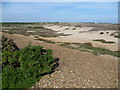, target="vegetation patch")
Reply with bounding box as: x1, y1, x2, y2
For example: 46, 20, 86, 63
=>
110, 32, 120, 38
59, 42, 120, 57
100, 32, 104, 34
2, 36, 58, 88
65, 28, 69, 30
93, 39, 115, 43
34, 36, 56, 44
2, 23, 70, 37
114, 35, 120, 38
28, 26, 45, 29
72, 28, 76, 30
